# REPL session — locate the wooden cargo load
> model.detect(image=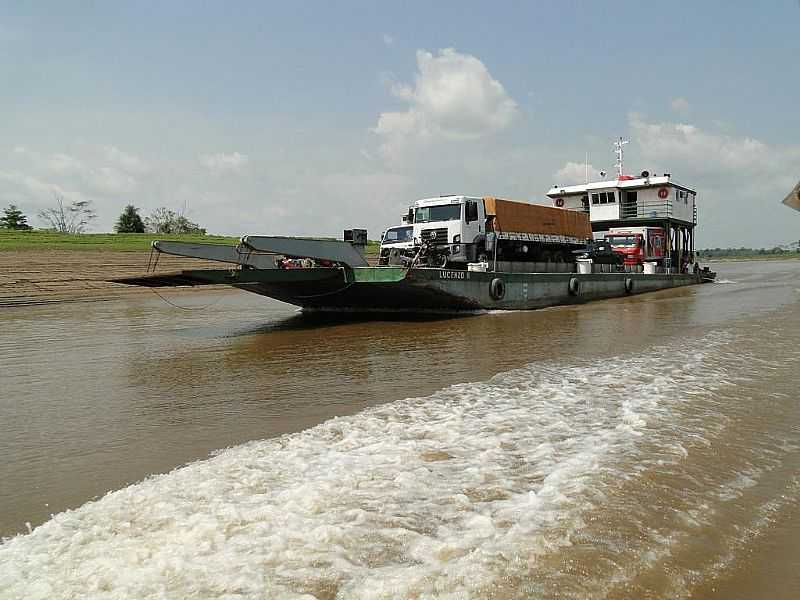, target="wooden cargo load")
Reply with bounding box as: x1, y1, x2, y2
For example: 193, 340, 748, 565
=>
484, 197, 591, 239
